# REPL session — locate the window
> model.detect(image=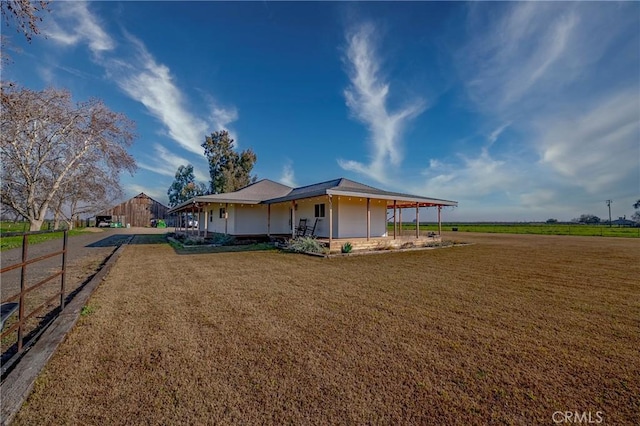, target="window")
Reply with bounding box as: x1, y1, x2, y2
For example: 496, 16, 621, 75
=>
219, 208, 226, 219
314, 203, 325, 218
